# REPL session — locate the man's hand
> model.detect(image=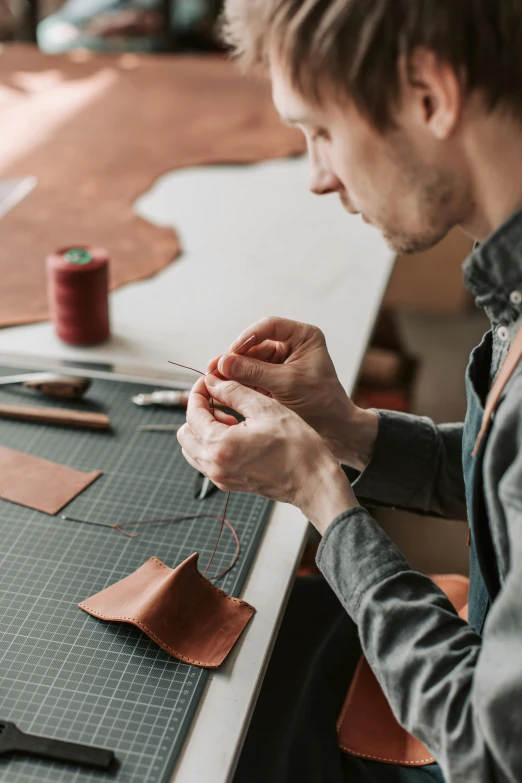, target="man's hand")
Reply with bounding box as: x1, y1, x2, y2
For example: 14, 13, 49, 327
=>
177, 373, 357, 534
207, 316, 378, 472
